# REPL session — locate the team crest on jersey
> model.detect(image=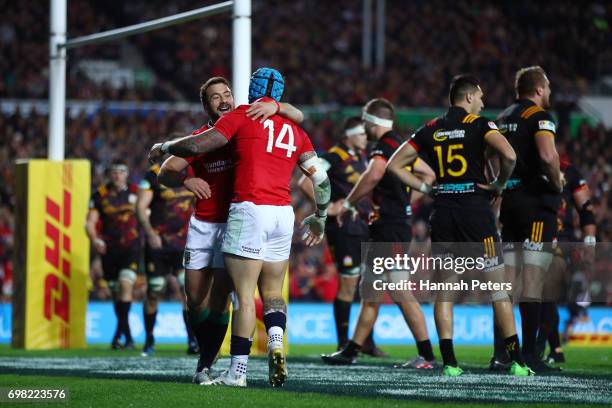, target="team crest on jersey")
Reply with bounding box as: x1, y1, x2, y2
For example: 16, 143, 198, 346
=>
343, 256, 353, 267
538, 120, 556, 132
488, 121, 498, 130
